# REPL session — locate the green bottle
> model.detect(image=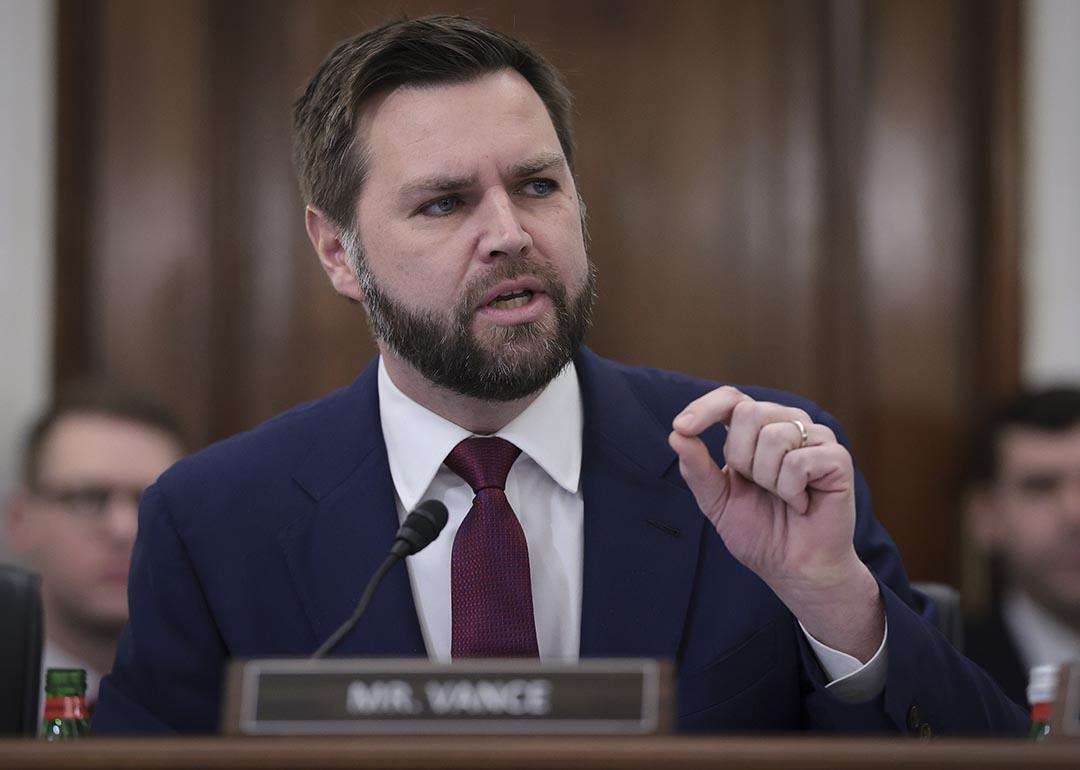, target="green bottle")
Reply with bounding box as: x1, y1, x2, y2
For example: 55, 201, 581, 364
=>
39, 668, 90, 740
1026, 664, 1059, 742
